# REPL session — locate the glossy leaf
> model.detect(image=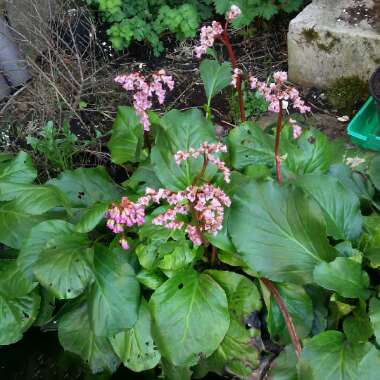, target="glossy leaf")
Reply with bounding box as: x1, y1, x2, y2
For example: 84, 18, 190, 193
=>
151, 109, 217, 191
195, 271, 262, 378
369, 297, 380, 345
299, 331, 371, 380
107, 106, 144, 165
229, 180, 337, 284
199, 59, 232, 105
88, 247, 140, 336
111, 299, 160, 372
0, 182, 68, 215
313, 257, 369, 299
268, 345, 298, 380
150, 269, 229, 366
358, 345, 380, 379
33, 230, 93, 299
343, 306, 373, 343
266, 283, 313, 345
0, 201, 46, 249
58, 302, 120, 373
0, 151, 36, 184
297, 174, 362, 240
75, 201, 109, 233
18, 220, 76, 280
